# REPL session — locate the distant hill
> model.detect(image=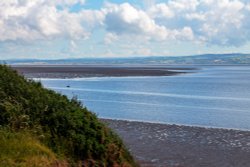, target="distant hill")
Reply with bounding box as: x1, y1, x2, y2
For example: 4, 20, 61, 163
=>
1, 53, 250, 65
